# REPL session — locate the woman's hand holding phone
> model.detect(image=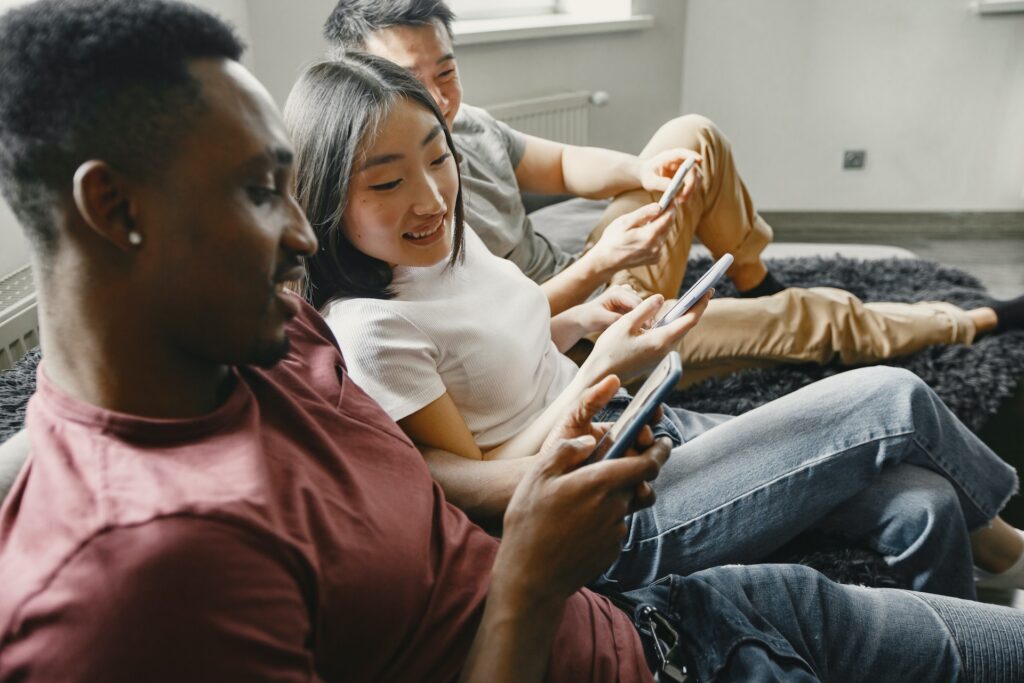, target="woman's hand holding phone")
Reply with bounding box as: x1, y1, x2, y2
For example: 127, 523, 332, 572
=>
573, 284, 645, 336
584, 290, 711, 384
